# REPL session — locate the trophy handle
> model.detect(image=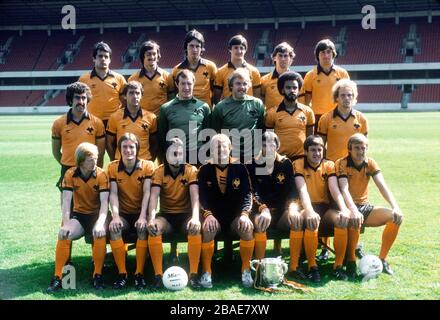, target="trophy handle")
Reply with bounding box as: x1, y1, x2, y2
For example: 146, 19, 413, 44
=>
250, 259, 260, 272
282, 262, 288, 275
